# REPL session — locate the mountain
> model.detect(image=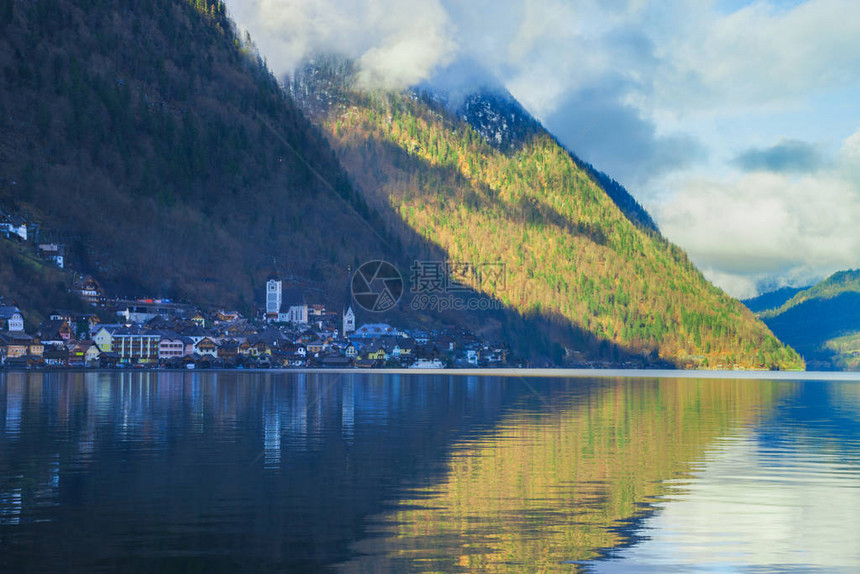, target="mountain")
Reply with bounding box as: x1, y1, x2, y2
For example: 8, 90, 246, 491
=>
289, 61, 803, 370
0, 0, 390, 318
742, 286, 807, 313
753, 270, 860, 370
